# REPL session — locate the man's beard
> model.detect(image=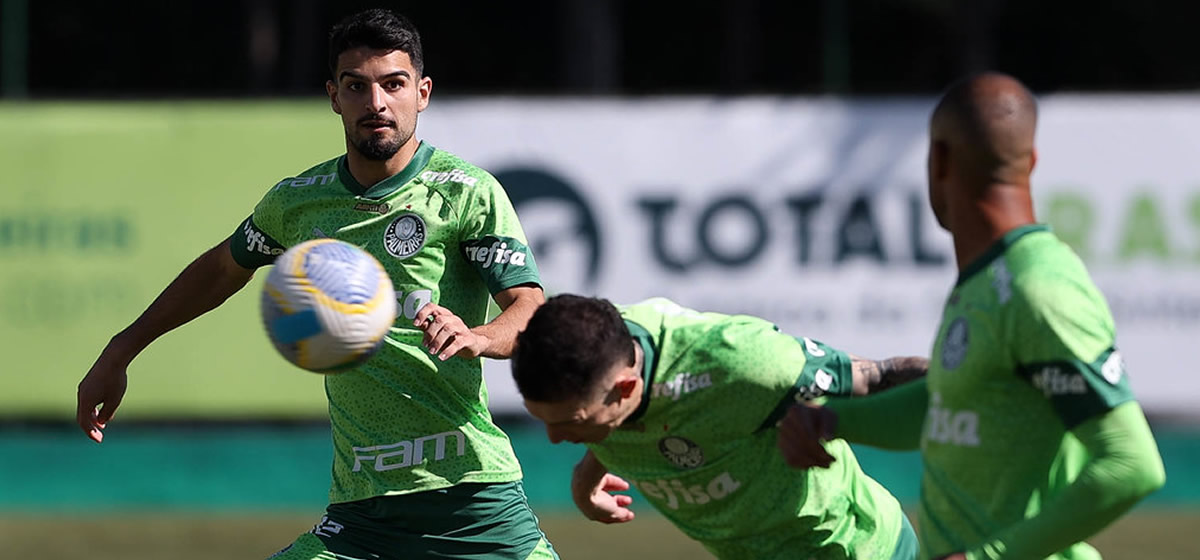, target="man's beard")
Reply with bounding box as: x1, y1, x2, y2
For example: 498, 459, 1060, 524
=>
353, 131, 405, 161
